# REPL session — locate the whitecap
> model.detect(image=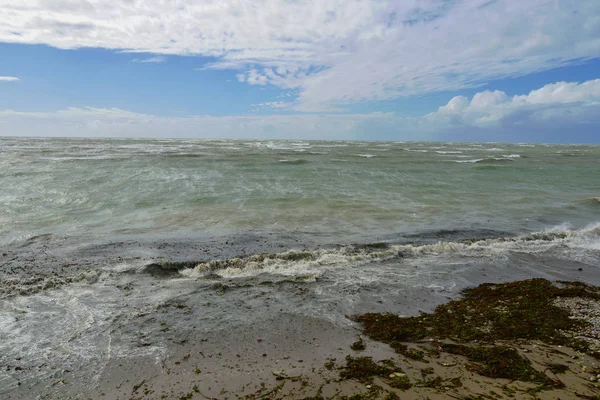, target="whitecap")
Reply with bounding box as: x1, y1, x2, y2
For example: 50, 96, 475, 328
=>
278, 159, 308, 164
177, 222, 600, 281
454, 157, 513, 163
454, 159, 484, 163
